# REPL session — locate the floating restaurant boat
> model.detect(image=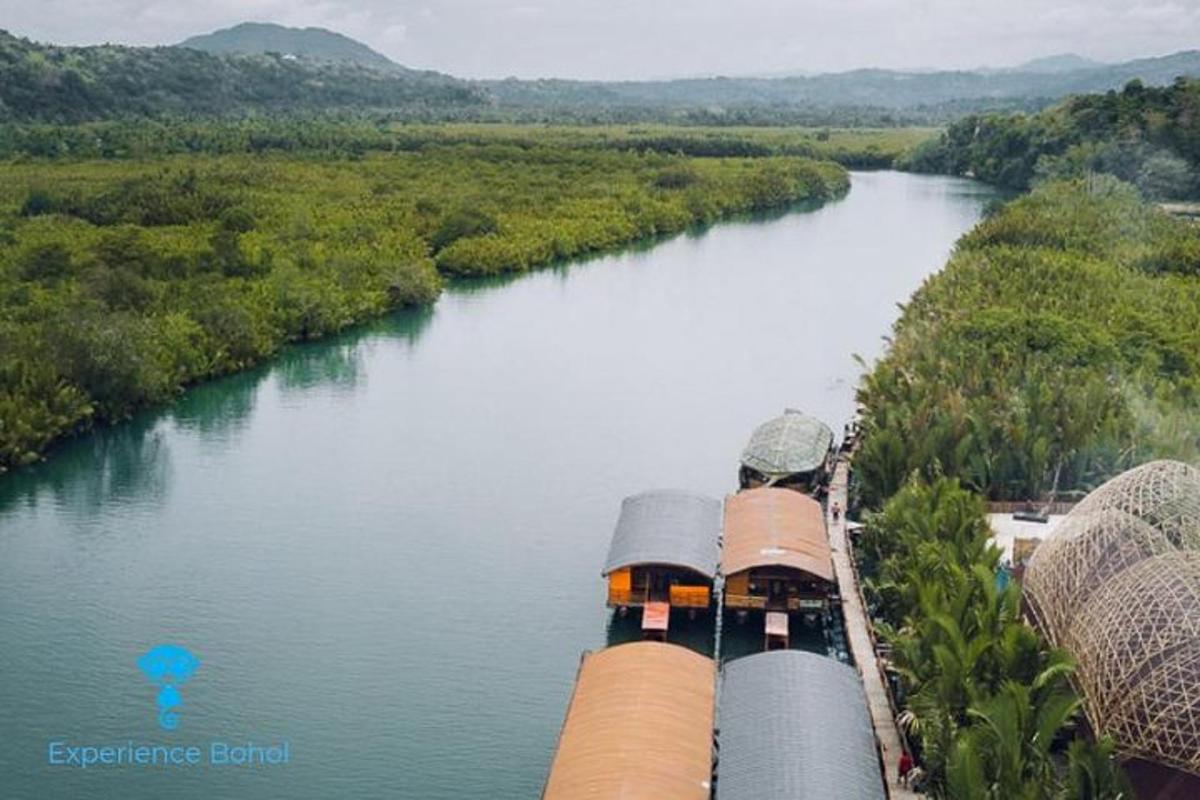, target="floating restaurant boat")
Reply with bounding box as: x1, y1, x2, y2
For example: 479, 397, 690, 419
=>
715, 650, 886, 800
542, 642, 715, 800
739, 409, 834, 492
722, 488, 837, 645
602, 490, 722, 639
541, 645, 886, 800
